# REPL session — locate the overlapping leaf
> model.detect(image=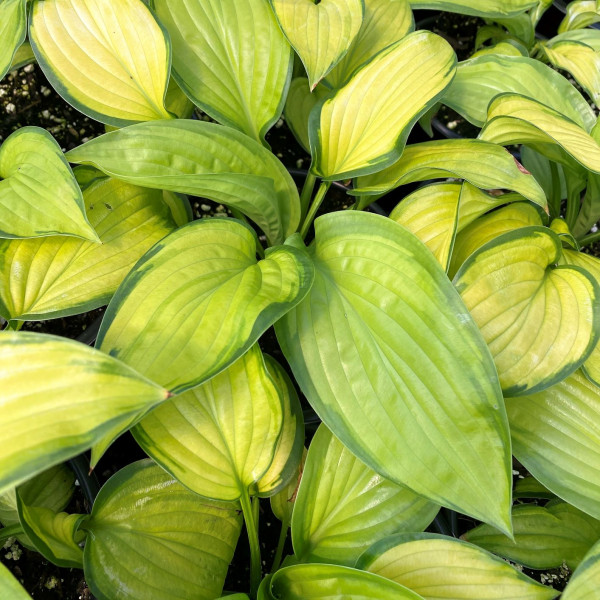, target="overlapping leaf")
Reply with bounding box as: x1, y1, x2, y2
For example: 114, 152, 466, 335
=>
29, 0, 172, 126
464, 501, 600, 570
0, 332, 169, 497
83, 460, 242, 600
353, 139, 547, 210
97, 219, 314, 394
326, 0, 414, 88
0, 127, 97, 241
559, 0, 600, 32
410, 1, 536, 17
506, 370, 600, 520
454, 227, 600, 395
66, 120, 300, 244
276, 211, 512, 534
479, 93, 600, 172
0, 562, 29, 600
292, 425, 438, 566
0, 178, 176, 321
357, 533, 558, 600
132, 345, 283, 501
443, 55, 595, 130
0, 0, 26, 81
311, 31, 456, 180
154, 0, 291, 141
562, 539, 600, 600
